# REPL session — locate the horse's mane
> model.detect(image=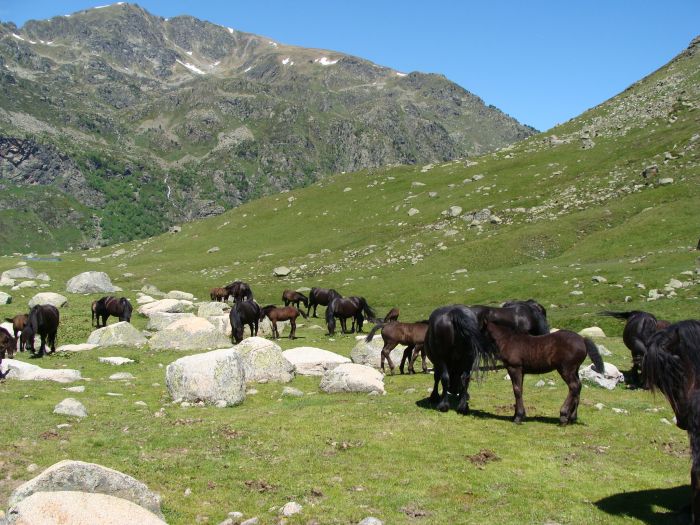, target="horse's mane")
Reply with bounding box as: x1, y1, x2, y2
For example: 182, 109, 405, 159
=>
261, 304, 277, 312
